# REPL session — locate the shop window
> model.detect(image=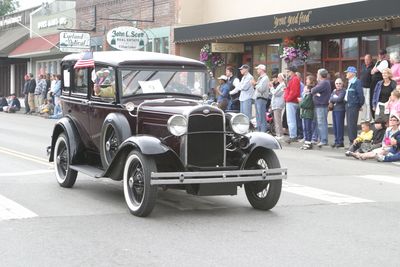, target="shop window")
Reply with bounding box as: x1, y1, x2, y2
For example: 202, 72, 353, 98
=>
361, 36, 379, 57
327, 39, 340, 58
146, 39, 153, 52
162, 37, 169, 54
382, 33, 400, 53
305, 41, 322, 77
325, 61, 339, 80
342, 38, 358, 58
252, 44, 280, 78
154, 38, 161, 53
